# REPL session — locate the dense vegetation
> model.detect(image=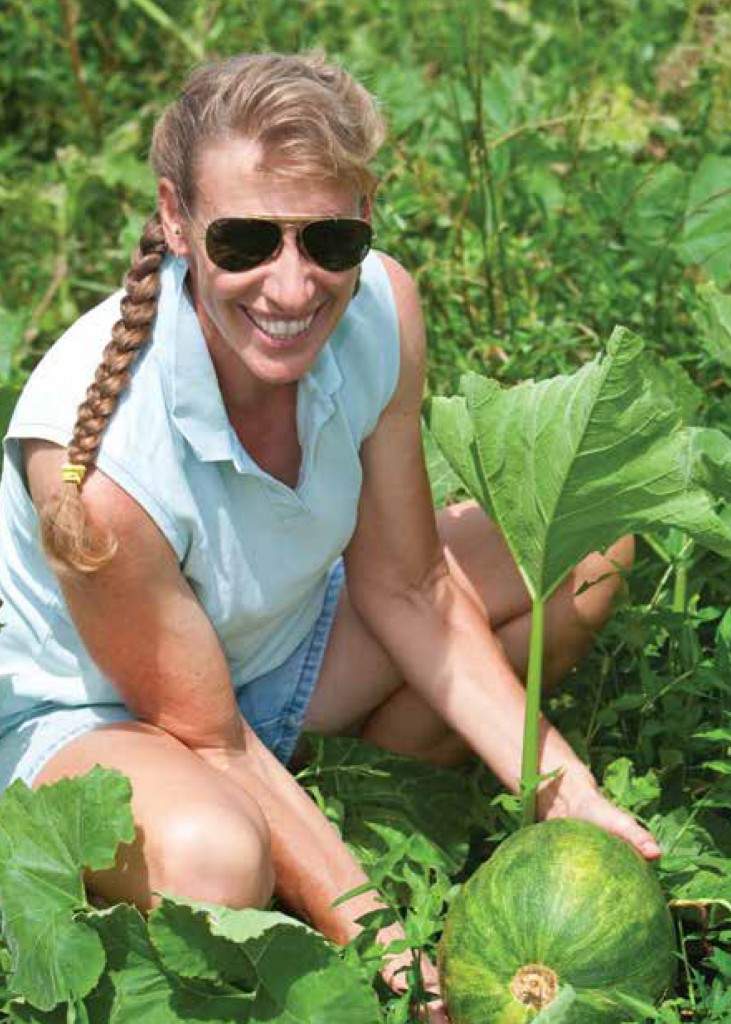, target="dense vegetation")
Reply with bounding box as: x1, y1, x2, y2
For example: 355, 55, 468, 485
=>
1, 1, 730, 1021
